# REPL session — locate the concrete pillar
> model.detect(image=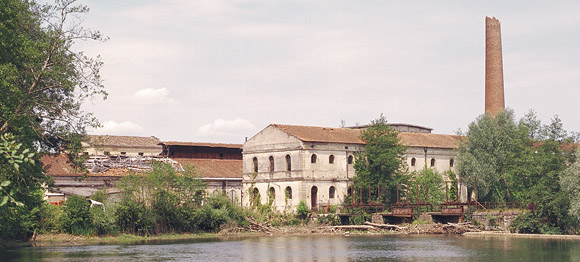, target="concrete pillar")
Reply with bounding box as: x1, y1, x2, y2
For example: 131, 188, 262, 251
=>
485, 16, 505, 116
